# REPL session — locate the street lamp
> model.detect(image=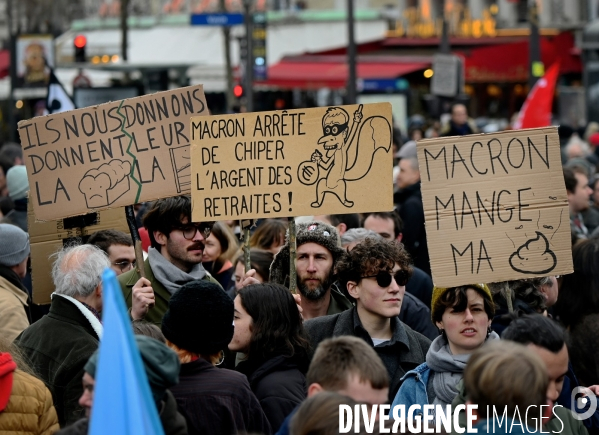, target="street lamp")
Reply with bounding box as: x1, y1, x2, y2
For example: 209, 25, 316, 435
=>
243, 0, 254, 112
347, 0, 357, 104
